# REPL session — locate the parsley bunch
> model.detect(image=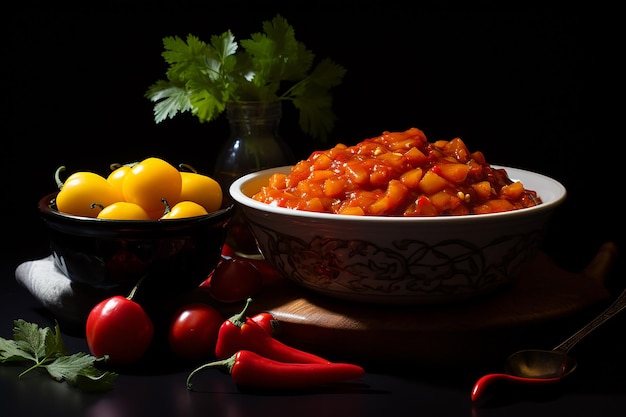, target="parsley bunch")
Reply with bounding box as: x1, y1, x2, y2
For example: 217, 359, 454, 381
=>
0, 319, 117, 392
145, 14, 346, 142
